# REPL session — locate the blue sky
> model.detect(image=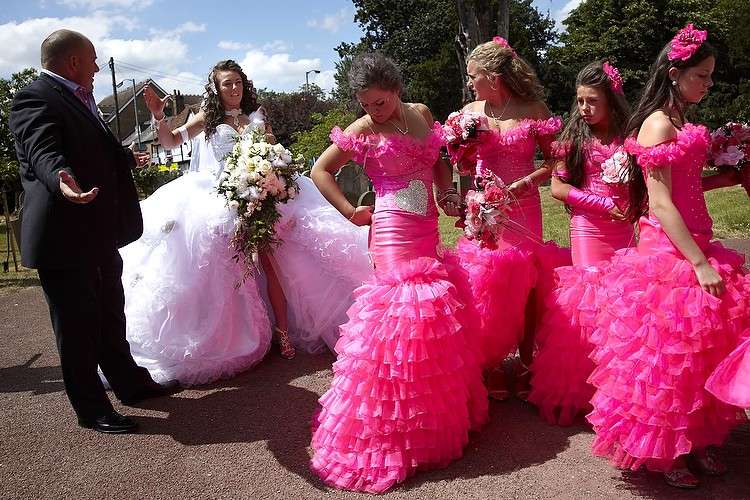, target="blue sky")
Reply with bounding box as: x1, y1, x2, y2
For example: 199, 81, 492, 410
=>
1, 0, 578, 101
